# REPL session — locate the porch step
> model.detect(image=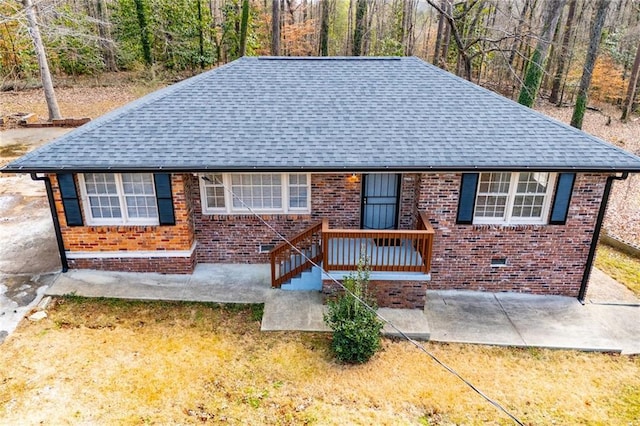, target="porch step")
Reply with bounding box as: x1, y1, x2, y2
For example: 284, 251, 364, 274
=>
281, 265, 322, 291
279, 245, 319, 276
